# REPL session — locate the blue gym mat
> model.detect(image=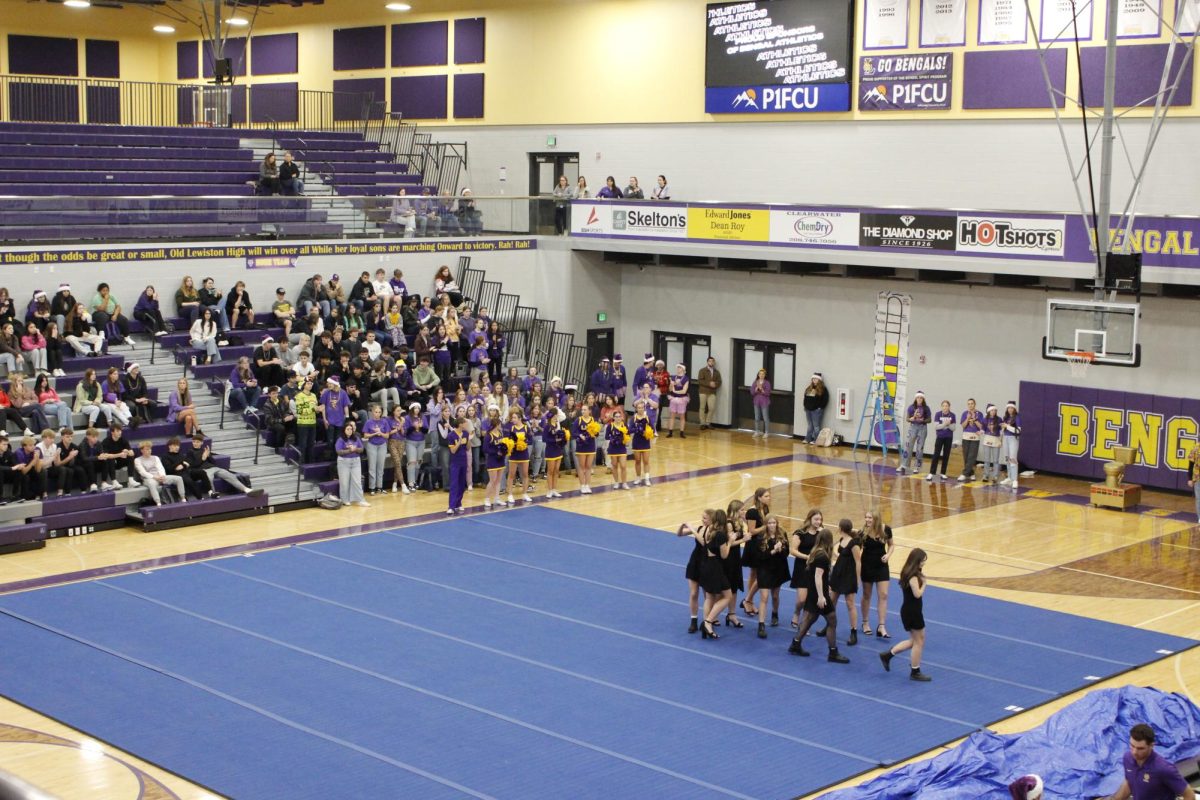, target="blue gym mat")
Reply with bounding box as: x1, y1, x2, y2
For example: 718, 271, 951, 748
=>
0, 507, 1193, 800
